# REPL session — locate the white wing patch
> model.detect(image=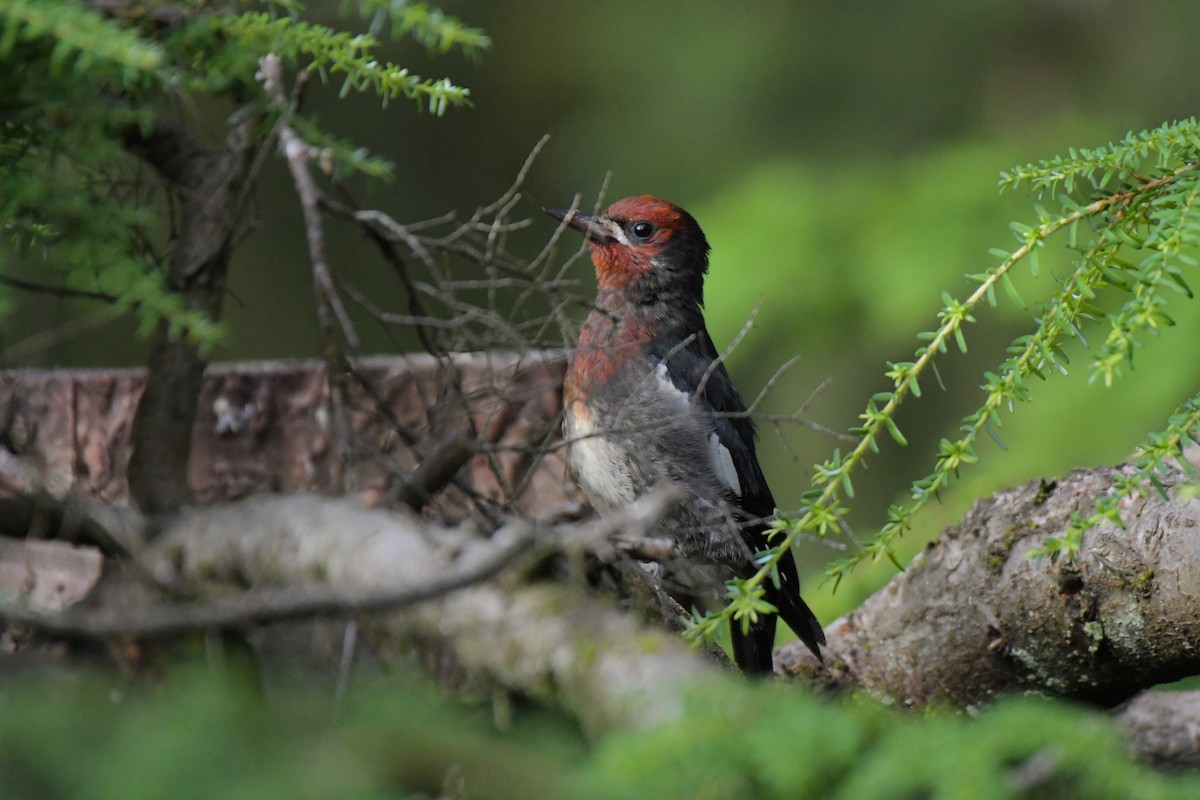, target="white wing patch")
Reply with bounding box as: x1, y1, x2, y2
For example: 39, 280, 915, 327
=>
654, 363, 691, 410
709, 432, 742, 497
654, 364, 740, 496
